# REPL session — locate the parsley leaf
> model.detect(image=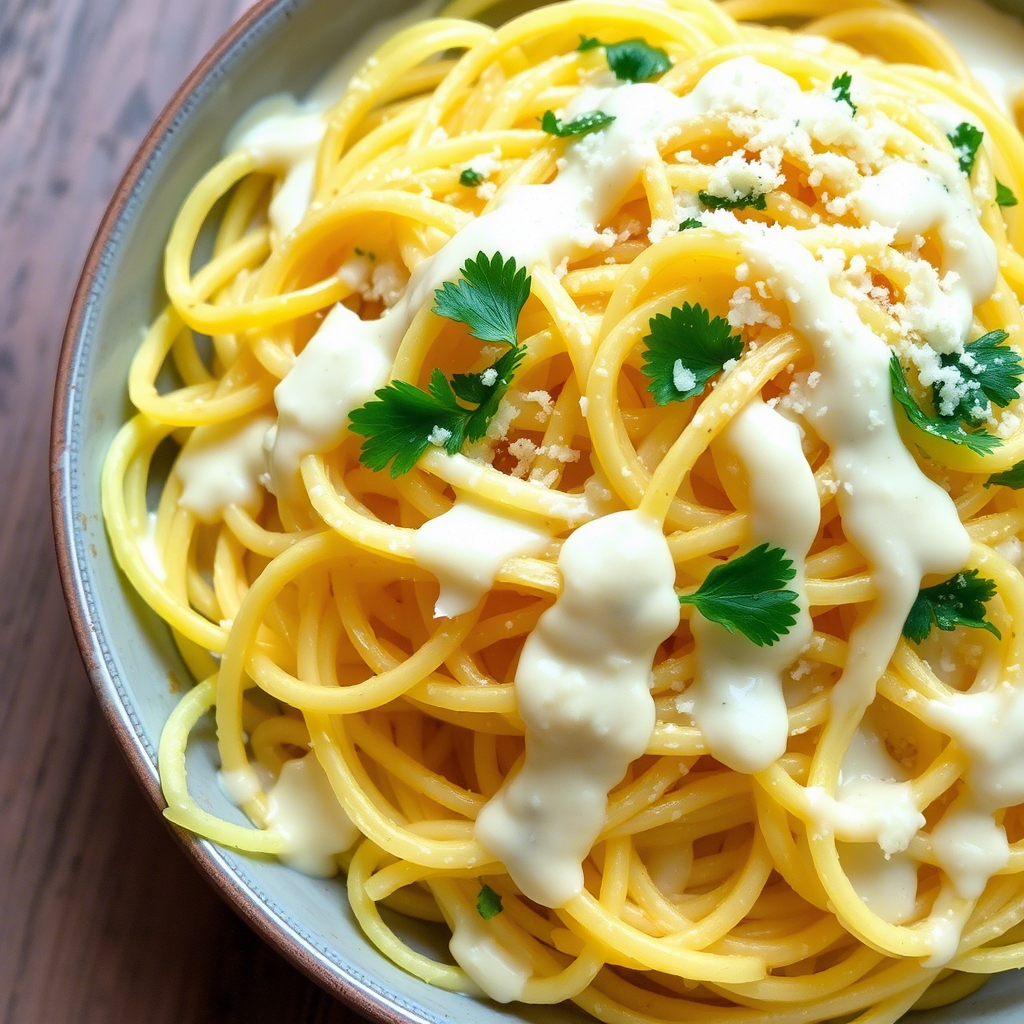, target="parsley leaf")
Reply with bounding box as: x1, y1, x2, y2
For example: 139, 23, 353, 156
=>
831, 72, 856, 115
889, 354, 1001, 455
451, 343, 527, 440
948, 121, 984, 175
932, 329, 1024, 426
459, 167, 483, 187
679, 543, 800, 647
986, 460, 1024, 488
577, 34, 601, 50
350, 355, 524, 477
350, 373, 468, 476
679, 217, 703, 230
477, 884, 503, 919
432, 251, 531, 347
641, 302, 743, 405
540, 109, 616, 138
997, 180, 1019, 207
902, 569, 1001, 643
698, 189, 768, 211
352, 252, 531, 476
